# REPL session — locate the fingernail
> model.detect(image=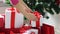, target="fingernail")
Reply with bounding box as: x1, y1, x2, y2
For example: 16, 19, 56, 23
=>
10, 0, 19, 5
